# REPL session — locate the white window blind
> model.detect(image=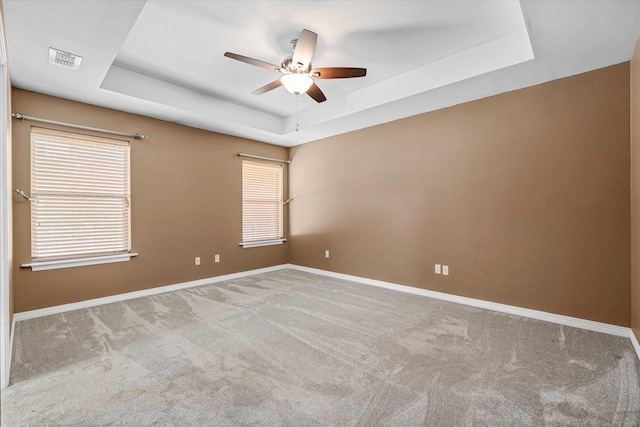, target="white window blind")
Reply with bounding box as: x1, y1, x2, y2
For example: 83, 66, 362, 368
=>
30, 127, 131, 260
242, 160, 283, 244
